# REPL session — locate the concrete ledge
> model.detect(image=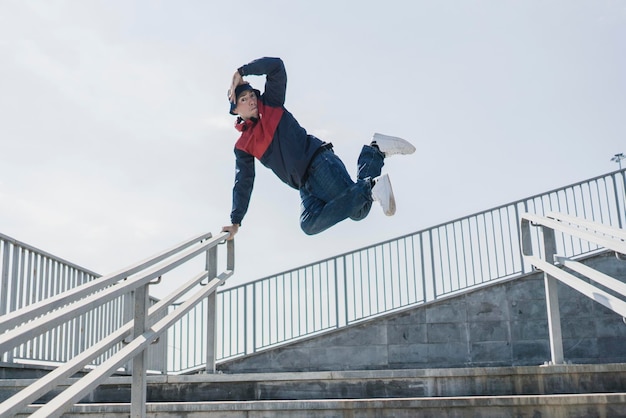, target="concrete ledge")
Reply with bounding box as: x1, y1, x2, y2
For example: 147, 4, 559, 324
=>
15, 393, 626, 417
4, 362, 626, 385
3, 363, 626, 404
